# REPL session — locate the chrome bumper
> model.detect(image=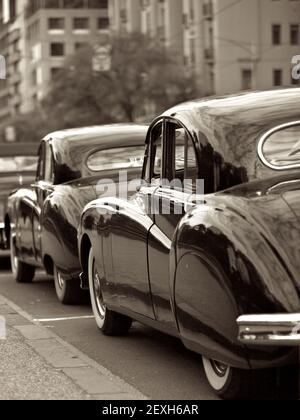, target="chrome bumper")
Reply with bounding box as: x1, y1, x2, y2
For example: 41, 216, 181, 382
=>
237, 314, 300, 346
